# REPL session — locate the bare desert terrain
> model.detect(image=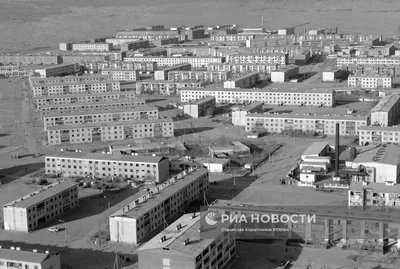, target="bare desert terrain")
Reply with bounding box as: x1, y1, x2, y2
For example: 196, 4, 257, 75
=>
1, 0, 400, 53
